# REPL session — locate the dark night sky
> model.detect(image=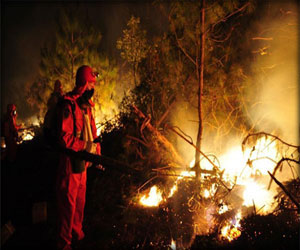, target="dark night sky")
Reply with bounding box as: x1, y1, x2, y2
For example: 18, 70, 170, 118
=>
1, 0, 167, 122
